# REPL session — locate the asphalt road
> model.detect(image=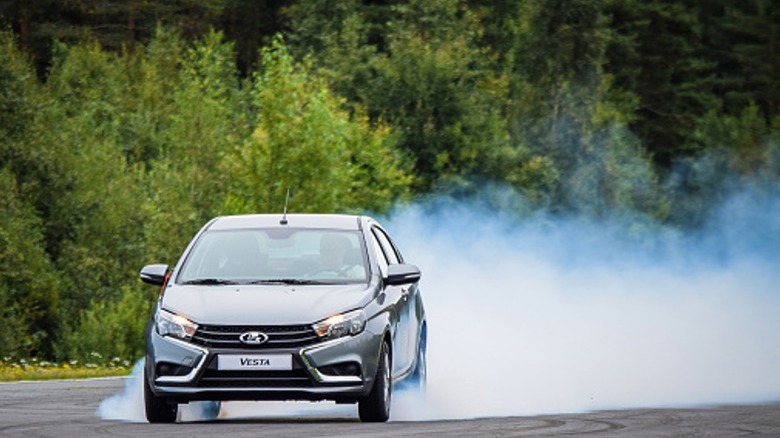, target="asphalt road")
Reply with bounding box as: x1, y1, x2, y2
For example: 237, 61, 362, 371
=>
1, 377, 779, 437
